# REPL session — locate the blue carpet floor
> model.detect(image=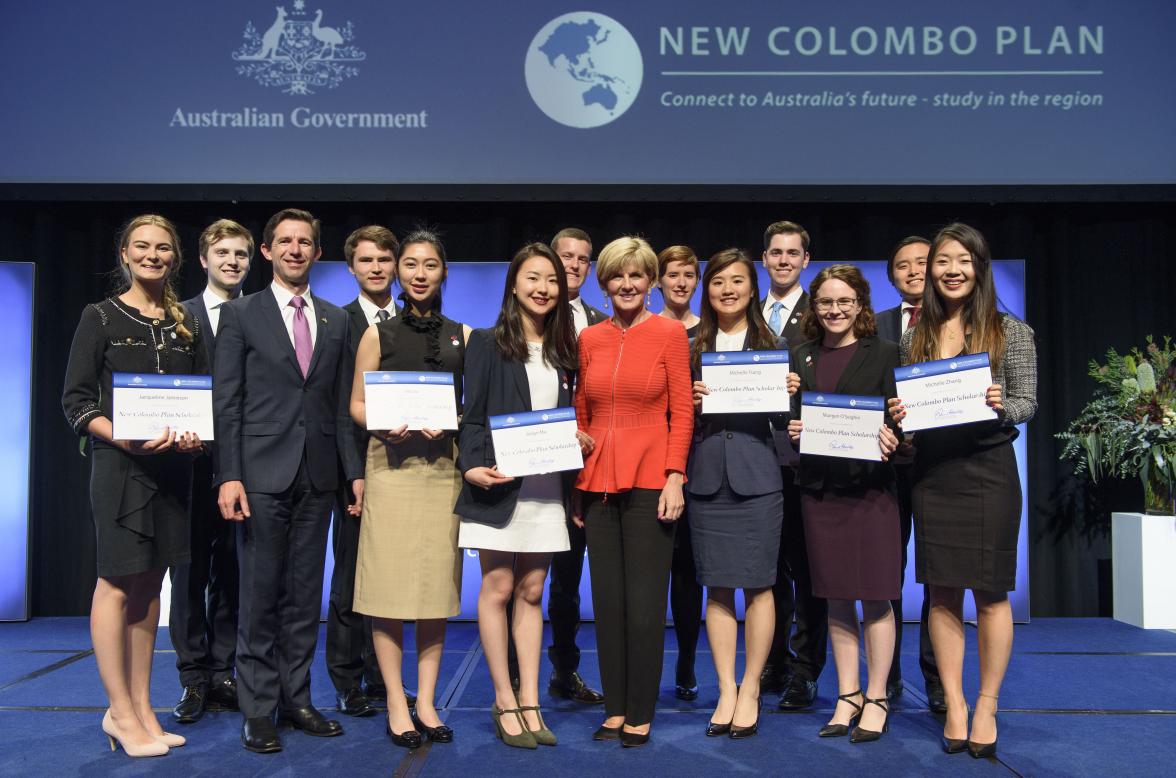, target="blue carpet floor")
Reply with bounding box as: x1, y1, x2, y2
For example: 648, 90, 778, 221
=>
0, 618, 1173, 776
